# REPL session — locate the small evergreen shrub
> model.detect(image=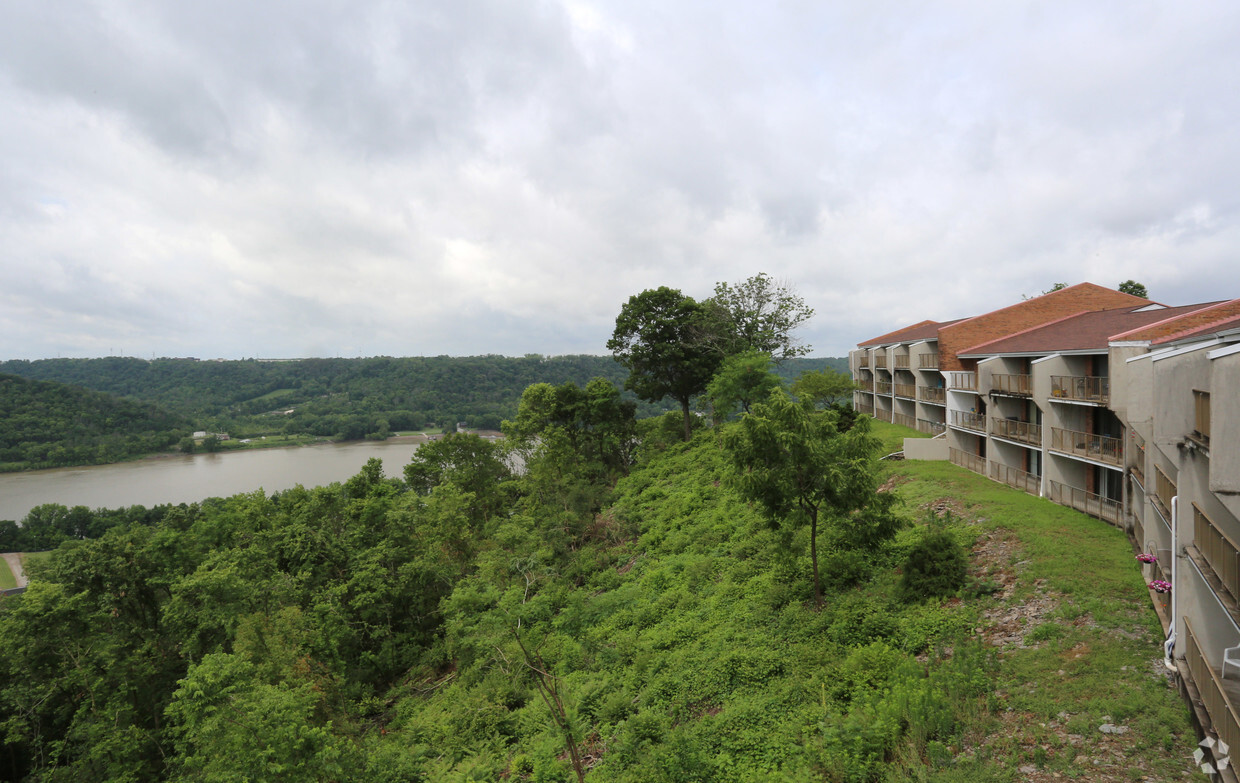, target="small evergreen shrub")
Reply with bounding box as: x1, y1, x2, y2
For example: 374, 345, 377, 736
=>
898, 513, 969, 602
